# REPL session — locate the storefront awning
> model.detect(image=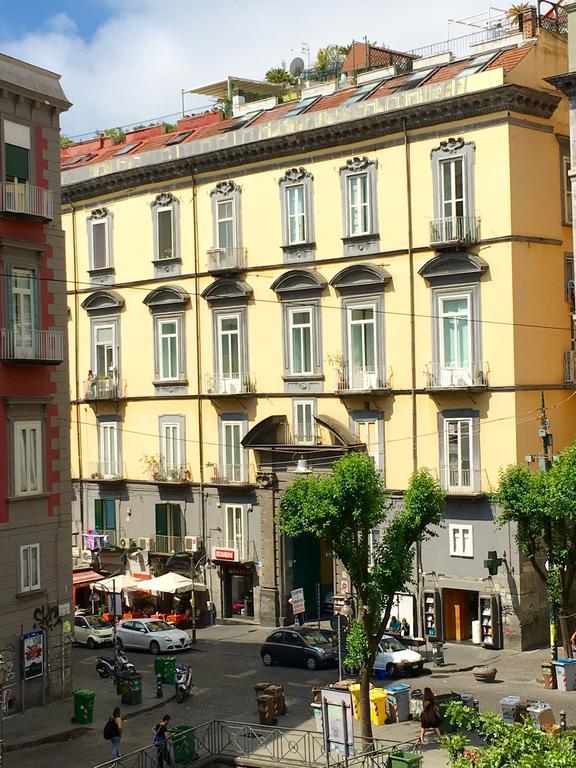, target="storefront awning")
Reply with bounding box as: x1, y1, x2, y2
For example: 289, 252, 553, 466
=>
73, 568, 103, 586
